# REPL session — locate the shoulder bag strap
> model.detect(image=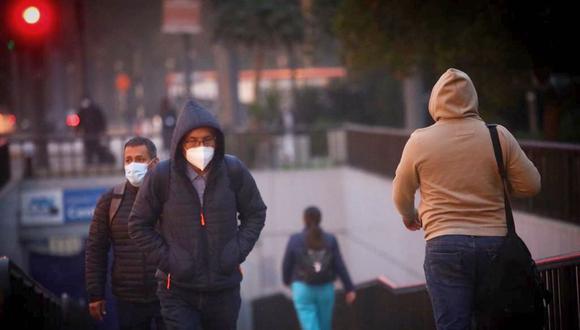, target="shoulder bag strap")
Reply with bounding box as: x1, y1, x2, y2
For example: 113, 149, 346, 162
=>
109, 182, 126, 227
487, 124, 516, 235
